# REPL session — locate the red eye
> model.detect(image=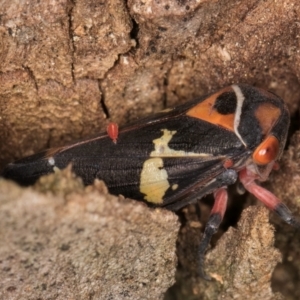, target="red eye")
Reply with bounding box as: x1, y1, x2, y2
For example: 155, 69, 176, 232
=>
252, 136, 280, 165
